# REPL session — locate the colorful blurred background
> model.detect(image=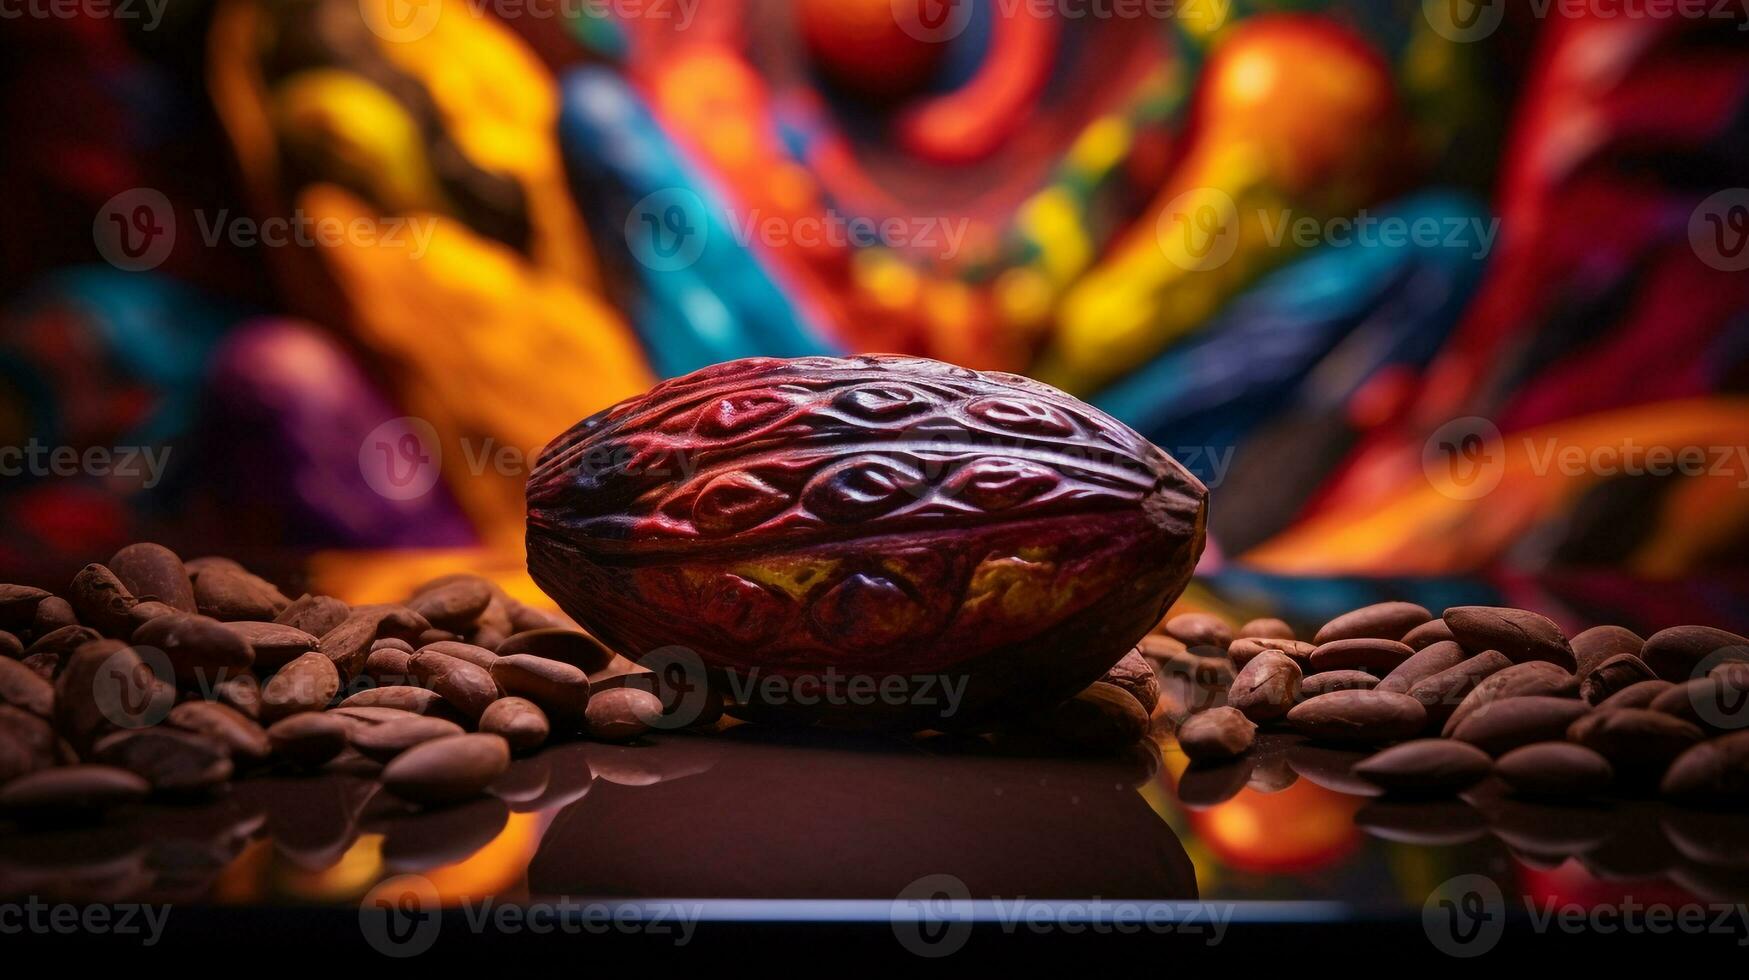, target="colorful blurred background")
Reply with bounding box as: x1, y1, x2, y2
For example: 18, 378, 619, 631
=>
4, 0, 1749, 637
